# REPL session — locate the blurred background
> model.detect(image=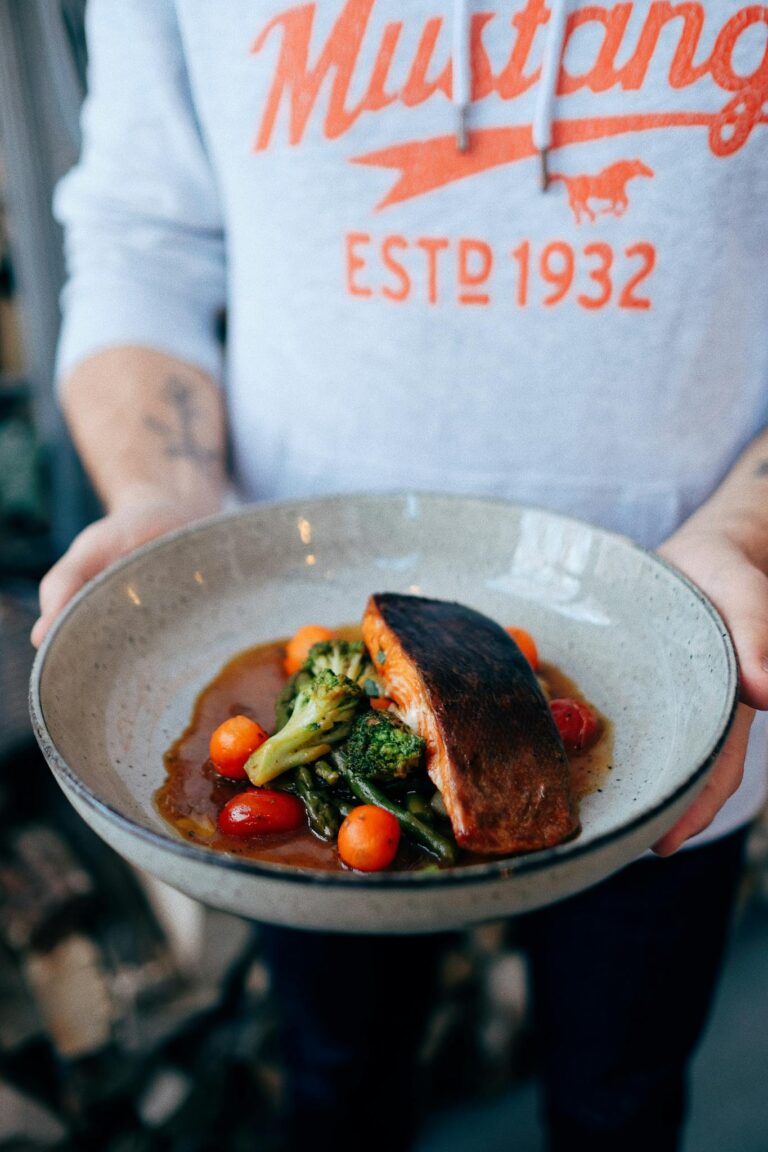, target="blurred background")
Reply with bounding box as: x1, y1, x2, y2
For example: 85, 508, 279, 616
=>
0, 3, 767, 1149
